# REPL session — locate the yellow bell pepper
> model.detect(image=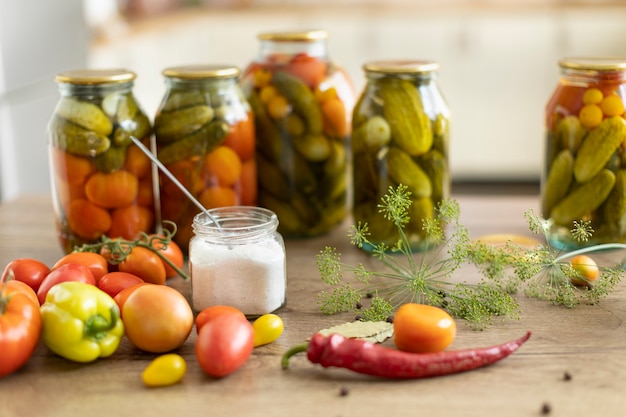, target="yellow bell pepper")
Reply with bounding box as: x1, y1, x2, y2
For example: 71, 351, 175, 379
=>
40, 281, 124, 363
